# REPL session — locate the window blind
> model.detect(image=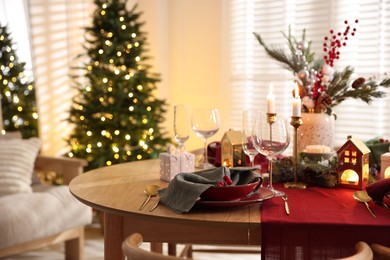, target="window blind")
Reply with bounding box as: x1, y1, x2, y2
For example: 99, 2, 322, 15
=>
0, 0, 33, 77
229, 0, 390, 147
27, 0, 93, 155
